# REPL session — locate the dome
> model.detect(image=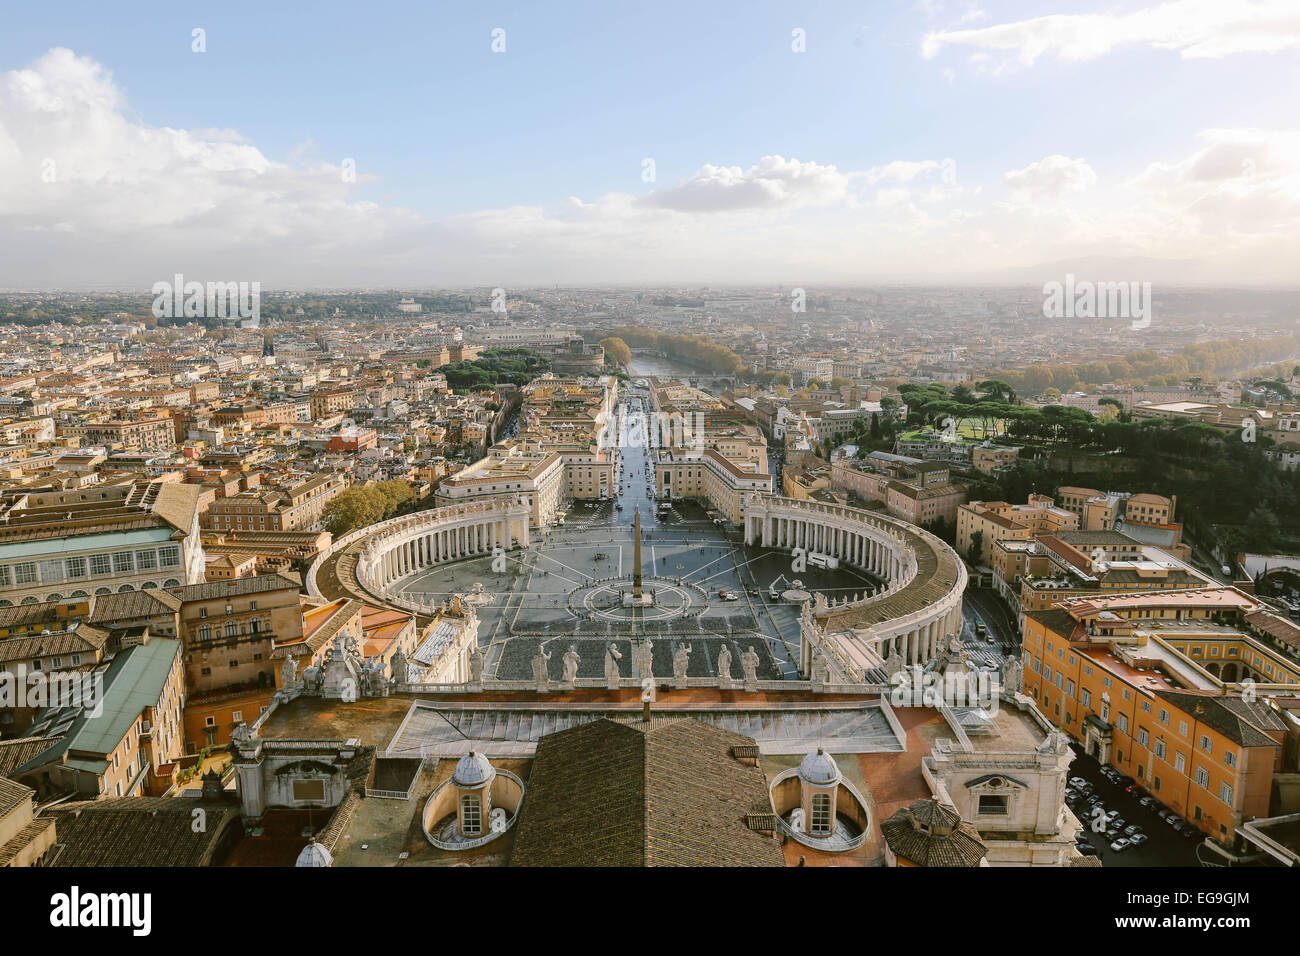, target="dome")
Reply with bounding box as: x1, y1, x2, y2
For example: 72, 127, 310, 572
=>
453, 751, 496, 788
295, 838, 333, 868
798, 748, 841, 786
